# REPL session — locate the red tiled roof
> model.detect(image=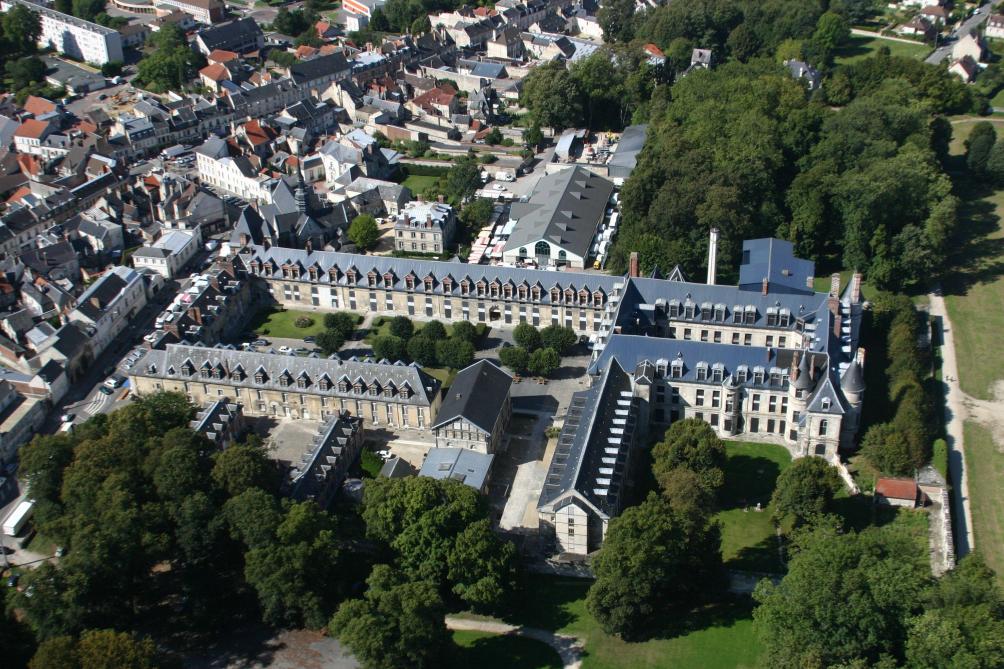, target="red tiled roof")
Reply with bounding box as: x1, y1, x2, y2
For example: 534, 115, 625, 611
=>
875, 477, 918, 500
242, 119, 276, 146
6, 185, 30, 203
200, 63, 231, 82
14, 119, 50, 139
208, 49, 239, 63
295, 45, 319, 58
23, 95, 56, 117
643, 43, 665, 58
